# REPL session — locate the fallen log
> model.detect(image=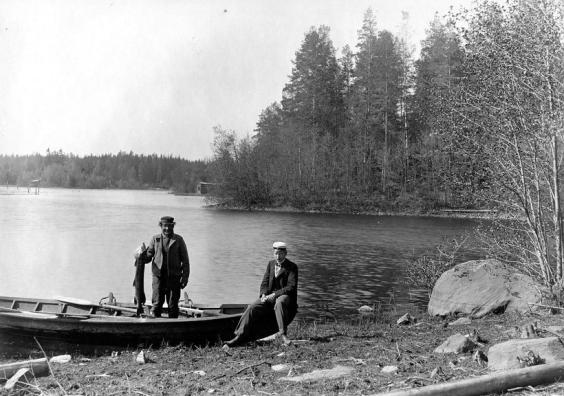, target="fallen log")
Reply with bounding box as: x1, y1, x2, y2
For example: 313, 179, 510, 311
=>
371, 360, 564, 396
0, 358, 49, 381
